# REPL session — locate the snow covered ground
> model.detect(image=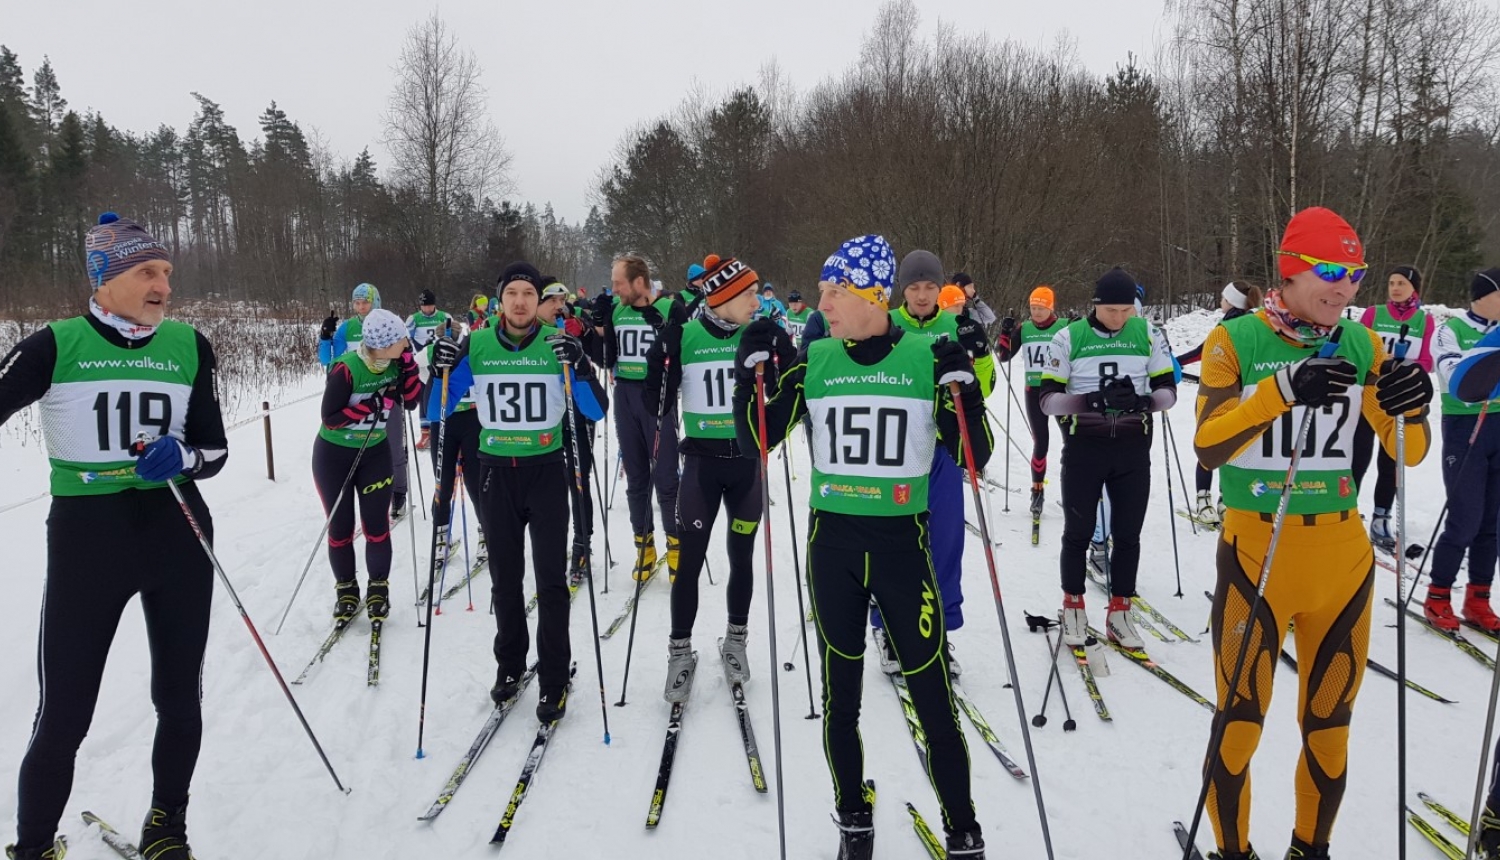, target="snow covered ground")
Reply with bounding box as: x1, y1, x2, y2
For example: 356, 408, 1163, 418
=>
0, 310, 1492, 859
